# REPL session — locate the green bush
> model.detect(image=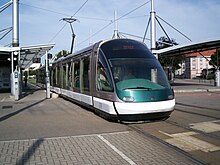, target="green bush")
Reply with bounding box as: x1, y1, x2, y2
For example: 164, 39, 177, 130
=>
207, 73, 215, 80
